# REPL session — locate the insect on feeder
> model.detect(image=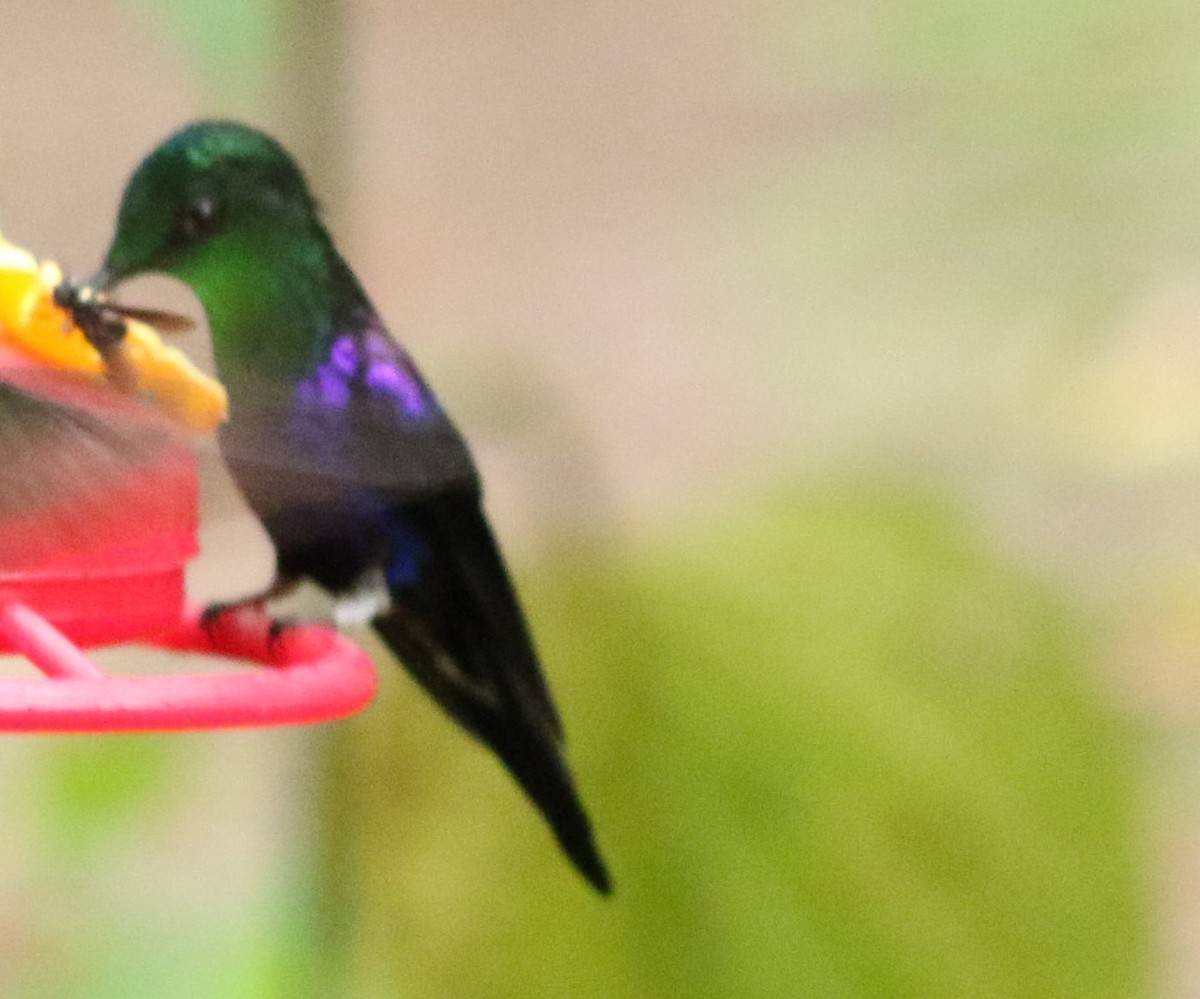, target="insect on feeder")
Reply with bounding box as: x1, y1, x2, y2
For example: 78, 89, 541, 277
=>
0, 236, 376, 733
